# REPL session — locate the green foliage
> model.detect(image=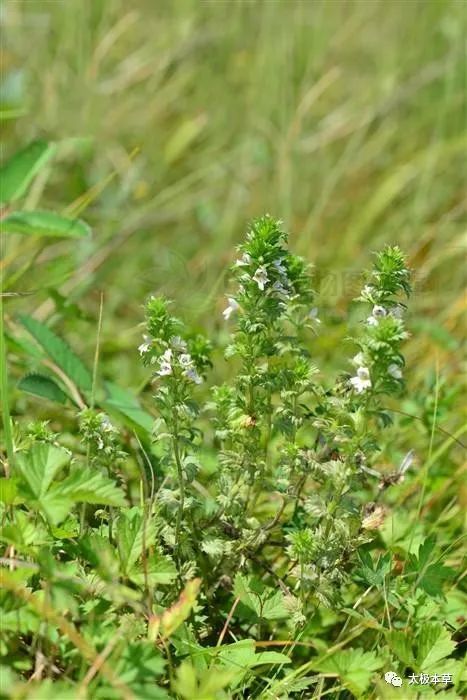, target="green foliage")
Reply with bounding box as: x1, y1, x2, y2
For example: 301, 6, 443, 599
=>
0, 131, 464, 698
3, 210, 90, 239
20, 314, 92, 393
311, 648, 384, 696
17, 372, 69, 404
0, 139, 56, 204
